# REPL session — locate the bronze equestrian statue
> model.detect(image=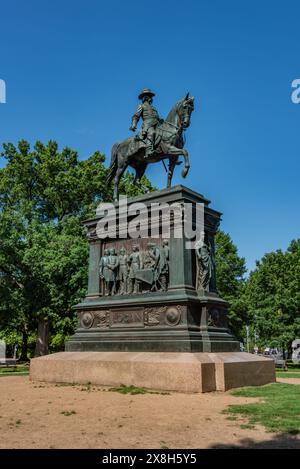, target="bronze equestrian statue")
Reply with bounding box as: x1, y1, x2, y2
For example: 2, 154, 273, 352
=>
107, 89, 194, 200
